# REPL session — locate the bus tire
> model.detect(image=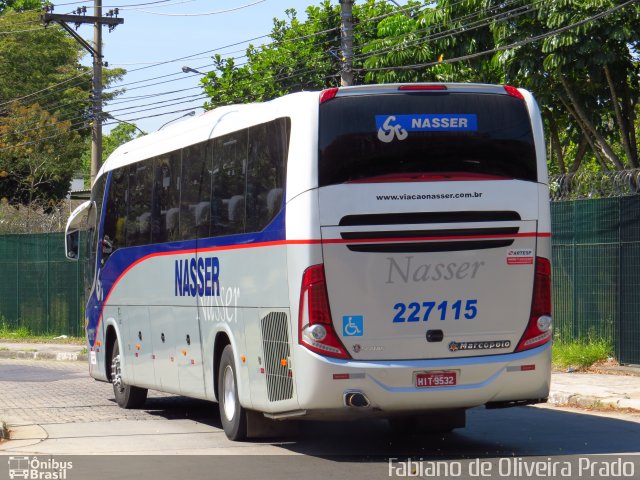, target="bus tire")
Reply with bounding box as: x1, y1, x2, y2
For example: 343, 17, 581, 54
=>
111, 340, 147, 409
218, 345, 247, 441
